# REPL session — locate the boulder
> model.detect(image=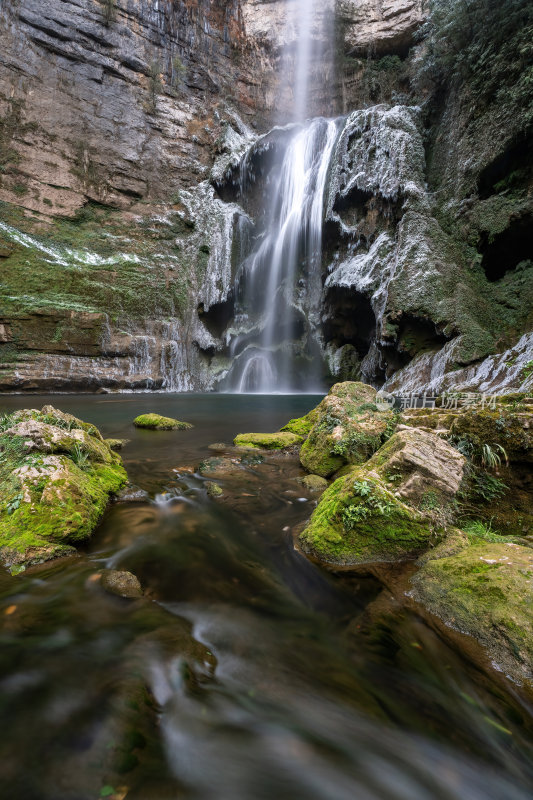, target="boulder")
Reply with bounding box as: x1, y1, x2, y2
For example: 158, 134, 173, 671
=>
133, 414, 193, 431
367, 427, 466, 505
299, 474, 329, 493
0, 407, 127, 571
410, 540, 533, 689
299, 382, 395, 477
100, 569, 143, 599
299, 467, 434, 568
